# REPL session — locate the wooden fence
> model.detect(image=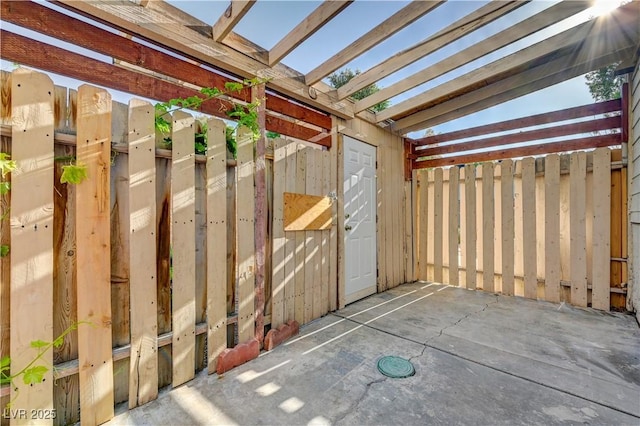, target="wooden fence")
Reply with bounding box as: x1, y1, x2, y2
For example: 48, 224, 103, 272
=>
0, 68, 340, 425
414, 149, 628, 310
